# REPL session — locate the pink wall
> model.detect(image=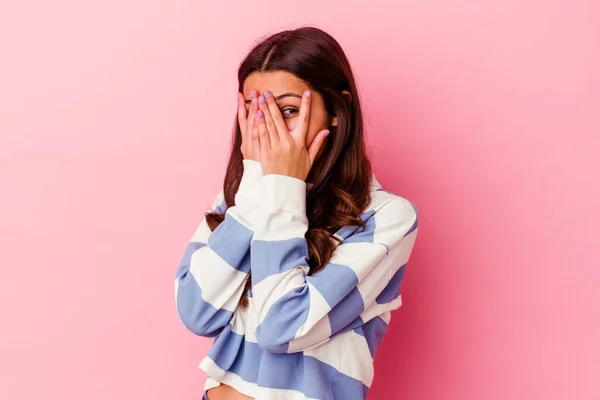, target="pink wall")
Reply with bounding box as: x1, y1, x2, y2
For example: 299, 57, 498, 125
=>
1, 1, 599, 399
